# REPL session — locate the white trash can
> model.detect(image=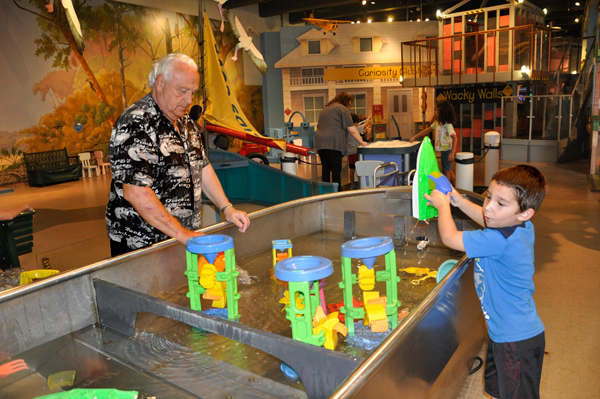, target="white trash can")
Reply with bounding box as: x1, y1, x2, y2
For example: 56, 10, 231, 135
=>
455, 152, 474, 192
484, 132, 501, 187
